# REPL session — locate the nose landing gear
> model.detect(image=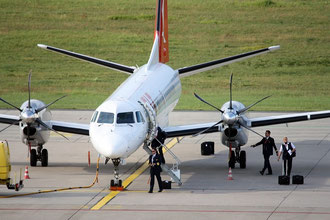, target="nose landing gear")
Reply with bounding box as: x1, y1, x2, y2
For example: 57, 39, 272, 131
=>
228, 145, 246, 169
30, 145, 48, 167
110, 158, 123, 190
